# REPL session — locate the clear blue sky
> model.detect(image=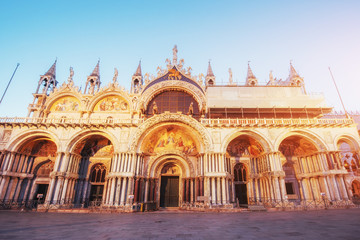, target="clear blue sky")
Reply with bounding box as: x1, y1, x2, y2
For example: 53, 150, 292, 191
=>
1, 0, 359, 117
